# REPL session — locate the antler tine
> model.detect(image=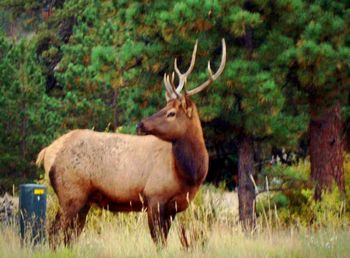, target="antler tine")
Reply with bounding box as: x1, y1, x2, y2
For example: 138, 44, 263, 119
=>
170, 72, 176, 89
174, 40, 198, 94
163, 73, 176, 101
165, 90, 171, 101
163, 73, 172, 94
187, 39, 226, 96
168, 72, 180, 98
